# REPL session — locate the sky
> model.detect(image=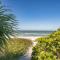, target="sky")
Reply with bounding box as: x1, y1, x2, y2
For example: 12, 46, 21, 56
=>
2, 0, 60, 30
